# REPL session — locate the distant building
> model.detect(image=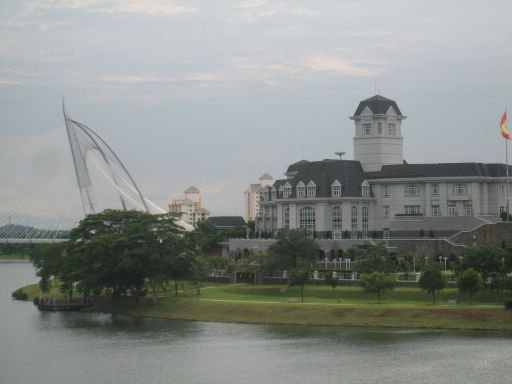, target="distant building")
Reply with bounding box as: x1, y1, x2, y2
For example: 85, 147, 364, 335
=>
244, 173, 273, 222
207, 216, 246, 230
168, 186, 210, 226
